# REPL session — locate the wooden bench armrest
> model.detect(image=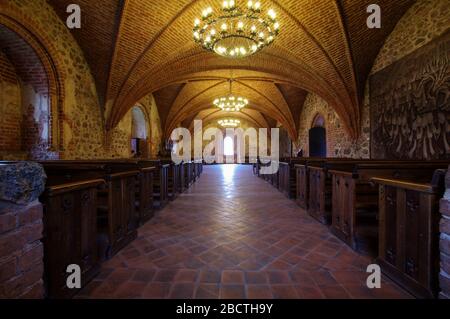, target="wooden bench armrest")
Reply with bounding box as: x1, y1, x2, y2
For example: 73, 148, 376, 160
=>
45, 179, 105, 196
106, 170, 140, 180
371, 177, 437, 193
